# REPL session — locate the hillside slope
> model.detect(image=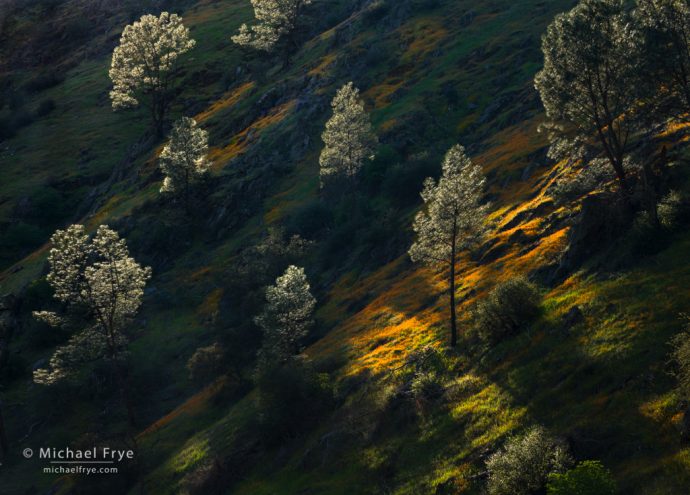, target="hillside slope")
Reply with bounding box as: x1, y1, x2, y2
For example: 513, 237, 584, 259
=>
2, 0, 690, 494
